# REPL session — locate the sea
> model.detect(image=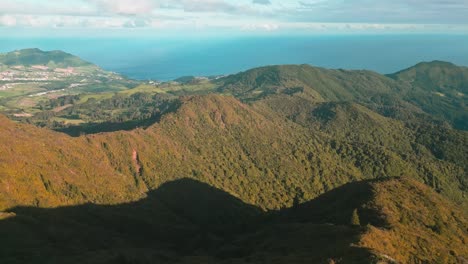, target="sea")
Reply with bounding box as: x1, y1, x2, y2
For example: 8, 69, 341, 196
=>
1, 34, 468, 81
